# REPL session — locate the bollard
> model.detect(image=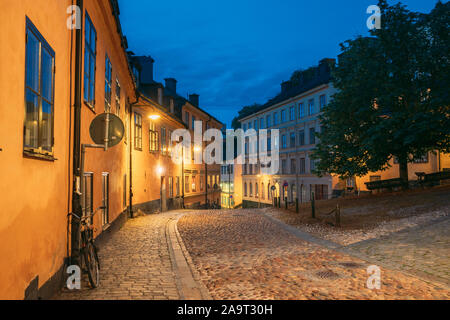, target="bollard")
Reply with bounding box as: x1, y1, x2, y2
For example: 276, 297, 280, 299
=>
311, 192, 316, 219
285, 197, 288, 210
296, 198, 299, 213
335, 204, 341, 227
278, 197, 281, 208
